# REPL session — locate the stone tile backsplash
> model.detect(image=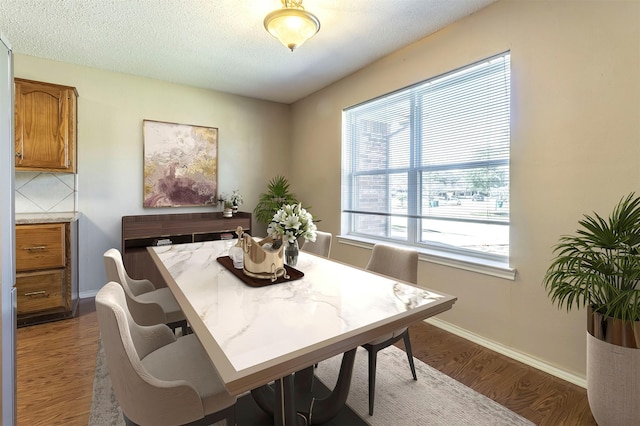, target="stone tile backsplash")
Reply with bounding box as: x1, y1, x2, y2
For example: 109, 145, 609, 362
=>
15, 172, 77, 213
